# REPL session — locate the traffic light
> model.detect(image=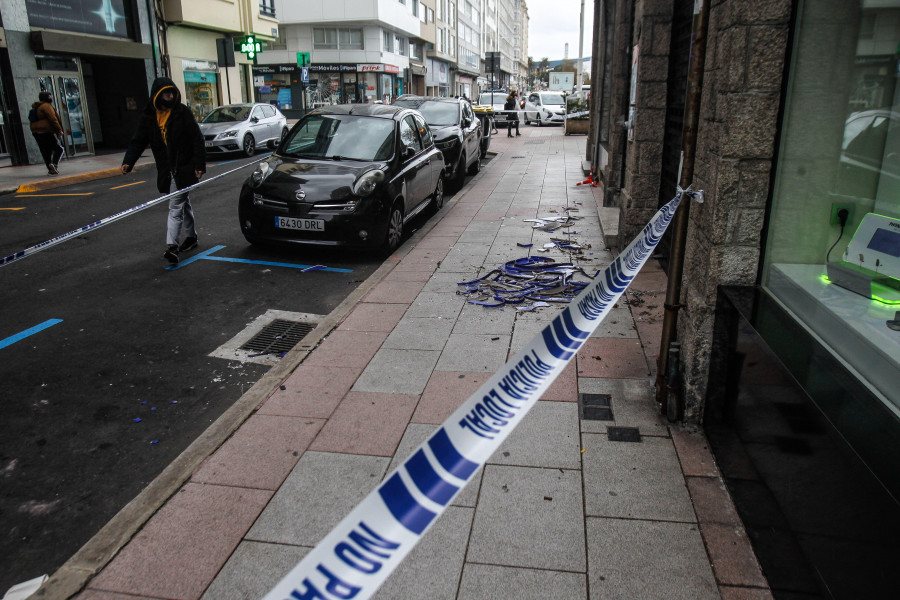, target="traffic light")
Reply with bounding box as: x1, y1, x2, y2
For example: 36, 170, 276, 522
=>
240, 35, 262, 63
